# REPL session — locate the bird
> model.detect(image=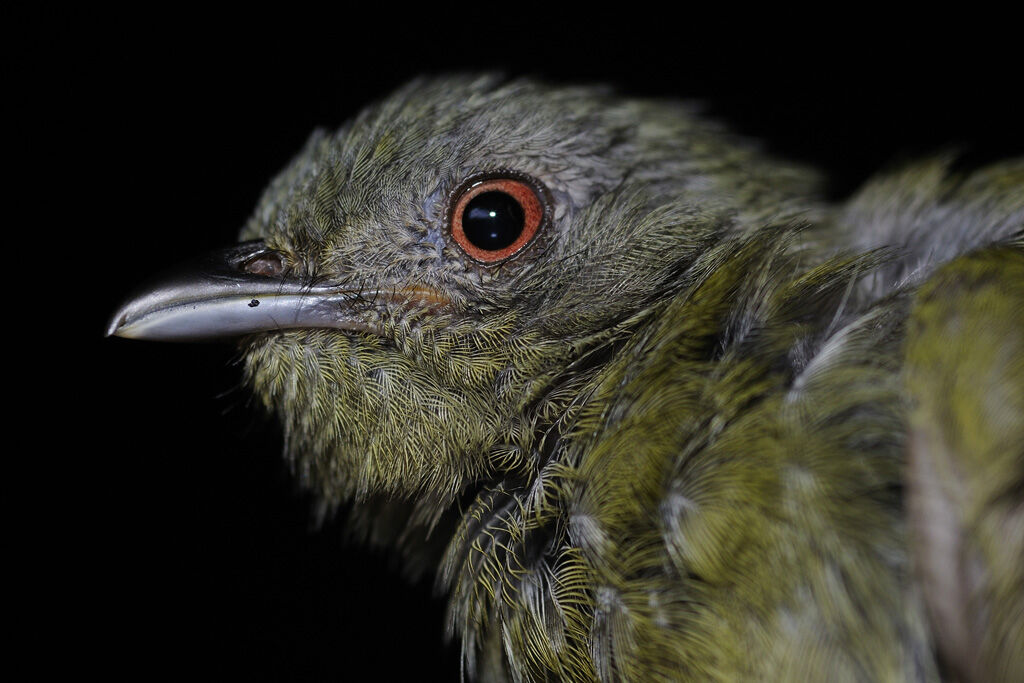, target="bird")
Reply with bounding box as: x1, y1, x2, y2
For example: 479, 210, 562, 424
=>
107, 74, 1023, 681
